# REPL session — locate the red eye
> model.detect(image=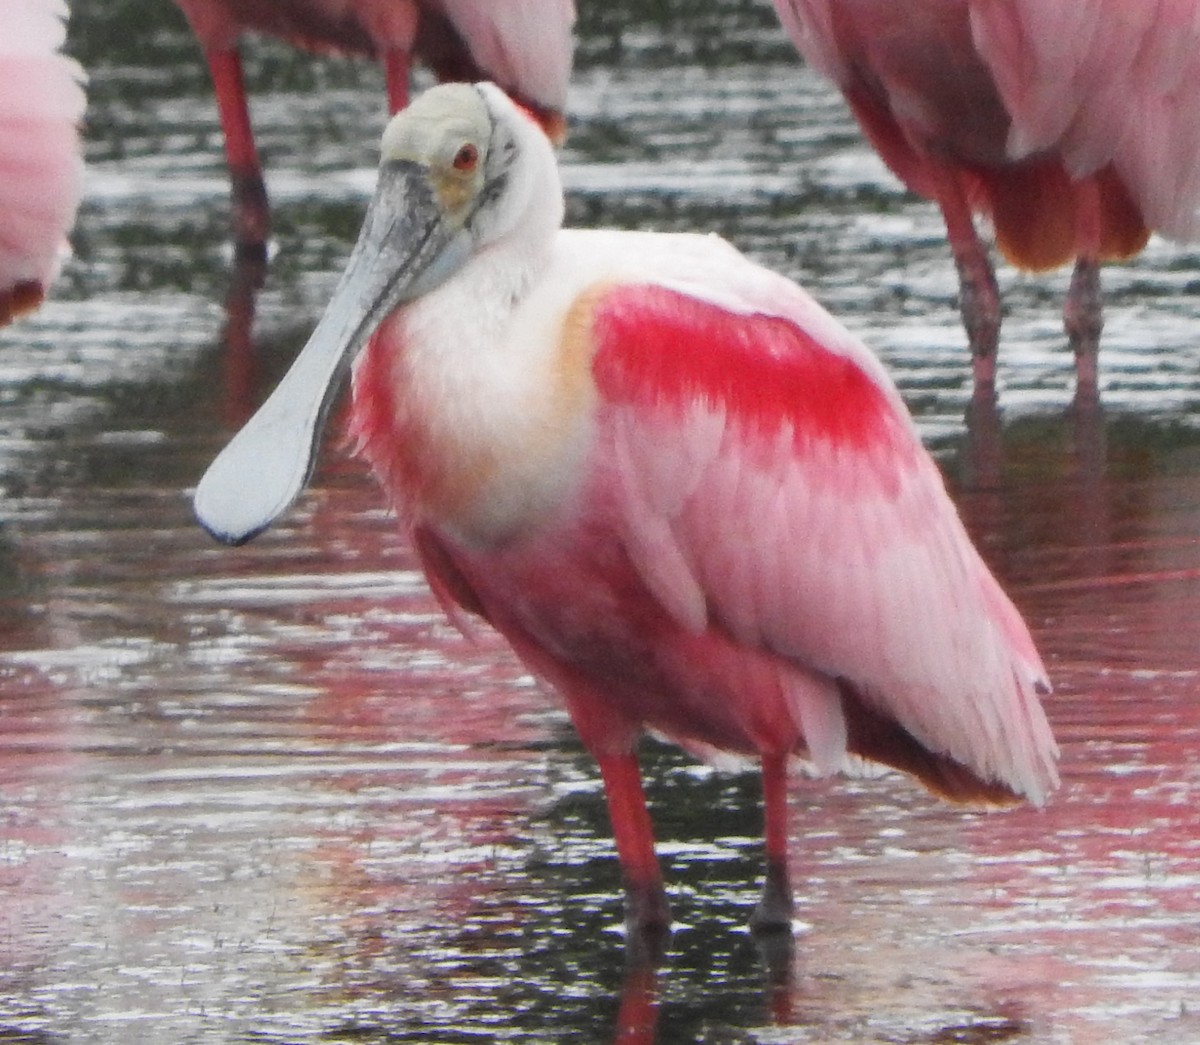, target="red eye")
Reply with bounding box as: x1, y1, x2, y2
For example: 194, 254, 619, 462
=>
453, 143, 479, 171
